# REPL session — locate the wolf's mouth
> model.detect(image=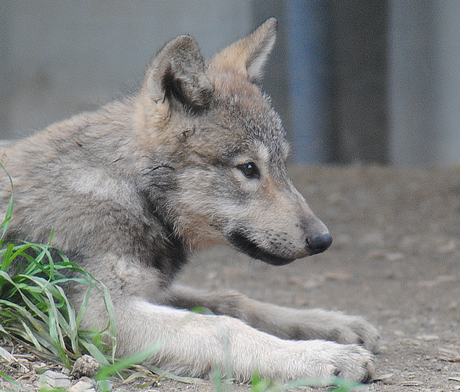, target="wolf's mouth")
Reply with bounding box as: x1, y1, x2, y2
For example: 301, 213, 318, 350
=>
227, 230, 296, 266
